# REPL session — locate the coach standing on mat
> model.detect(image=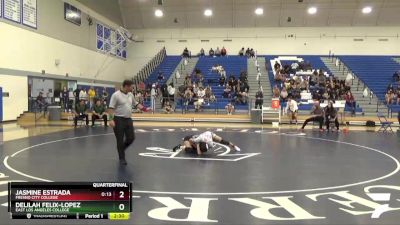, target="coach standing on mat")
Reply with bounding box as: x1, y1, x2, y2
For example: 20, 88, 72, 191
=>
108, 80, 149, 165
